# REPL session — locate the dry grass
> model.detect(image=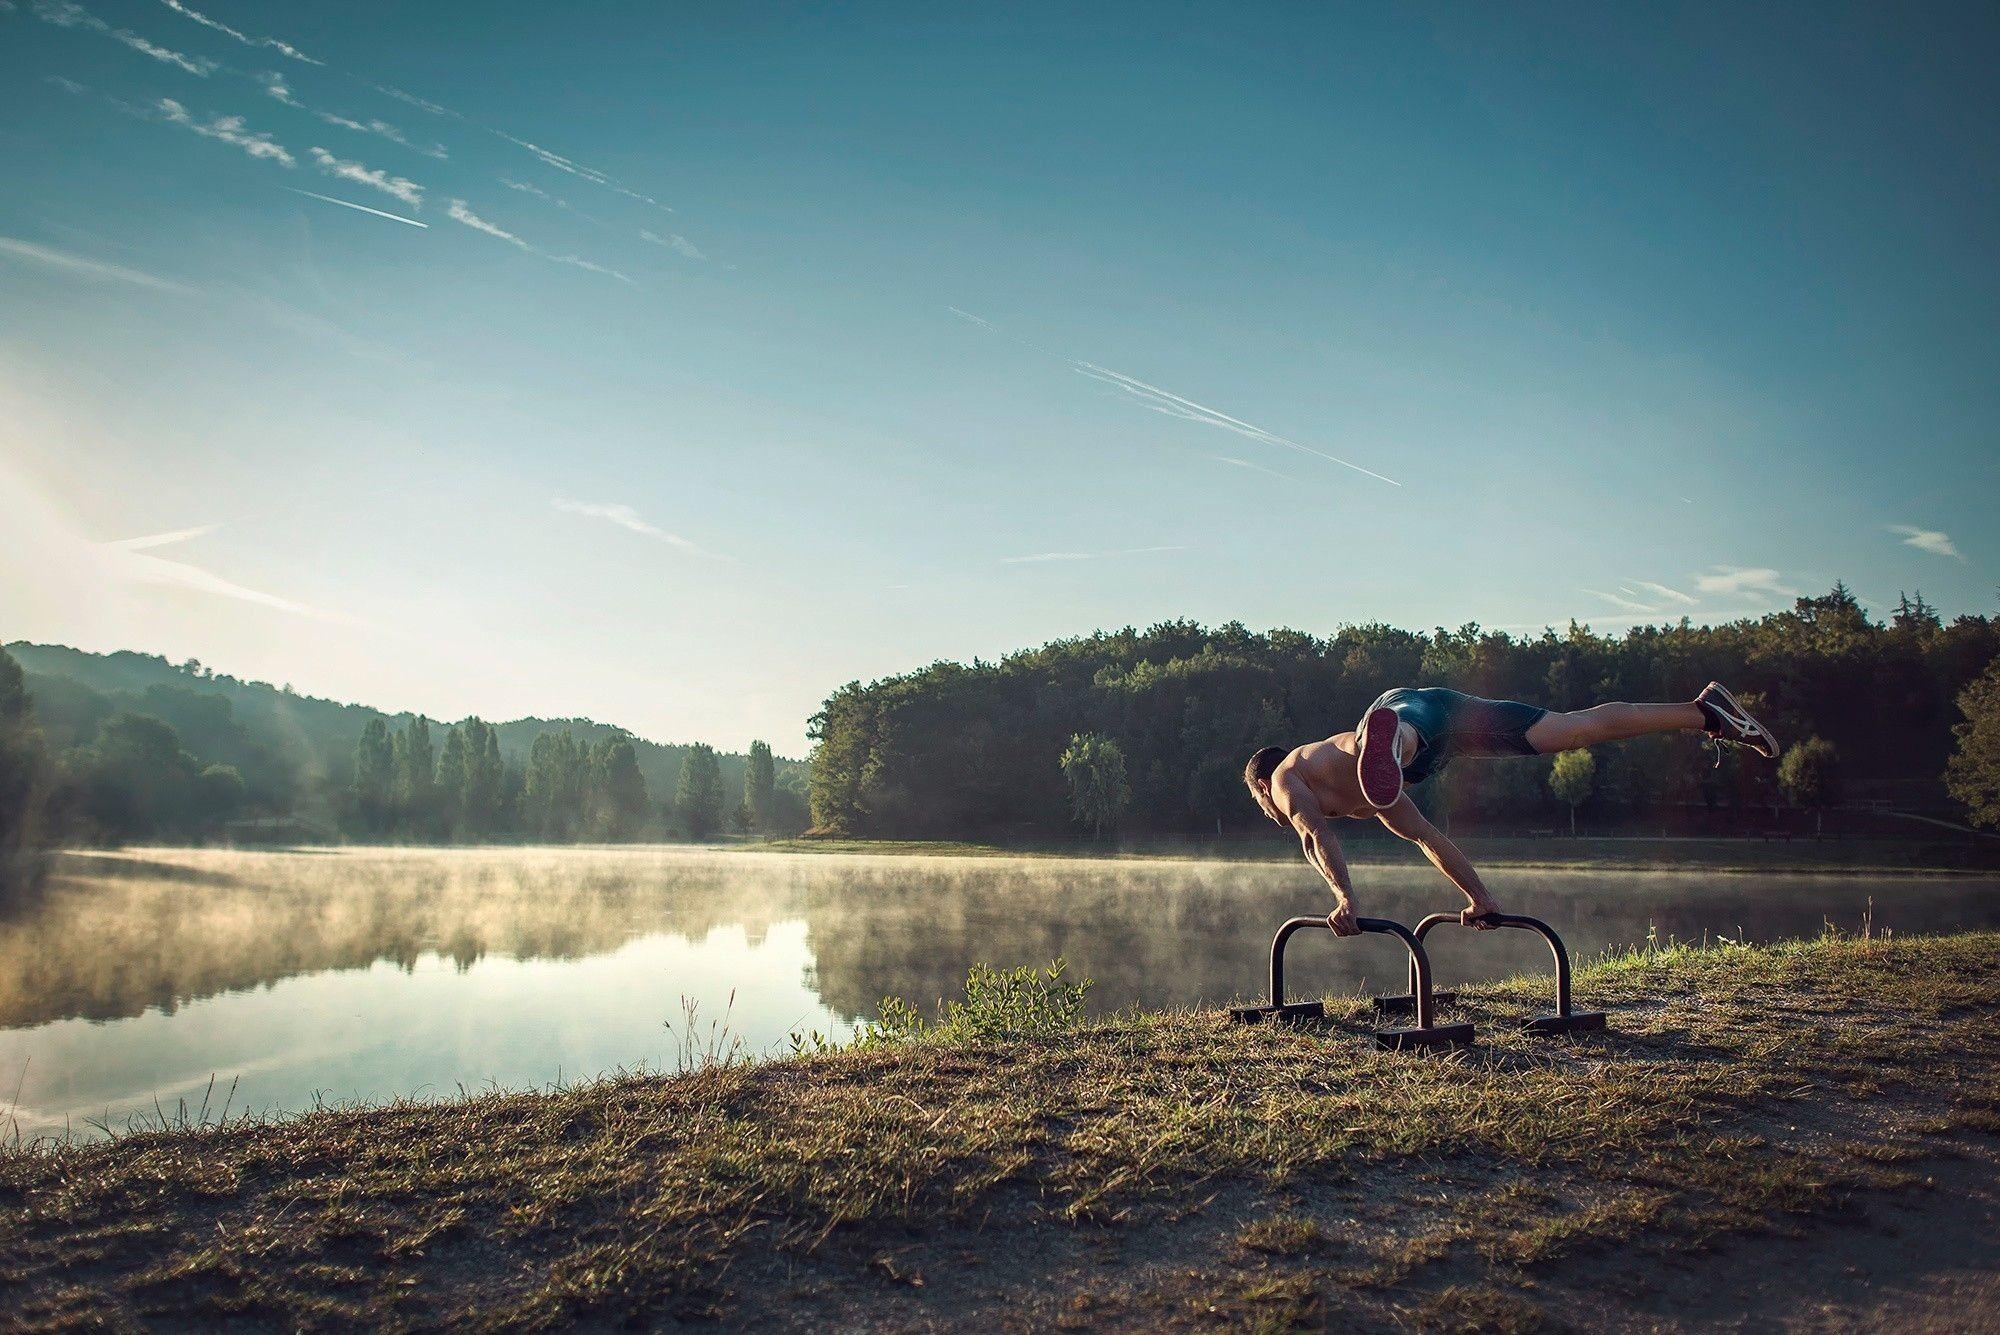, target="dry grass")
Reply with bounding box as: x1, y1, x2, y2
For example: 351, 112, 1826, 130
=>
1, 930, 1997, 1330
